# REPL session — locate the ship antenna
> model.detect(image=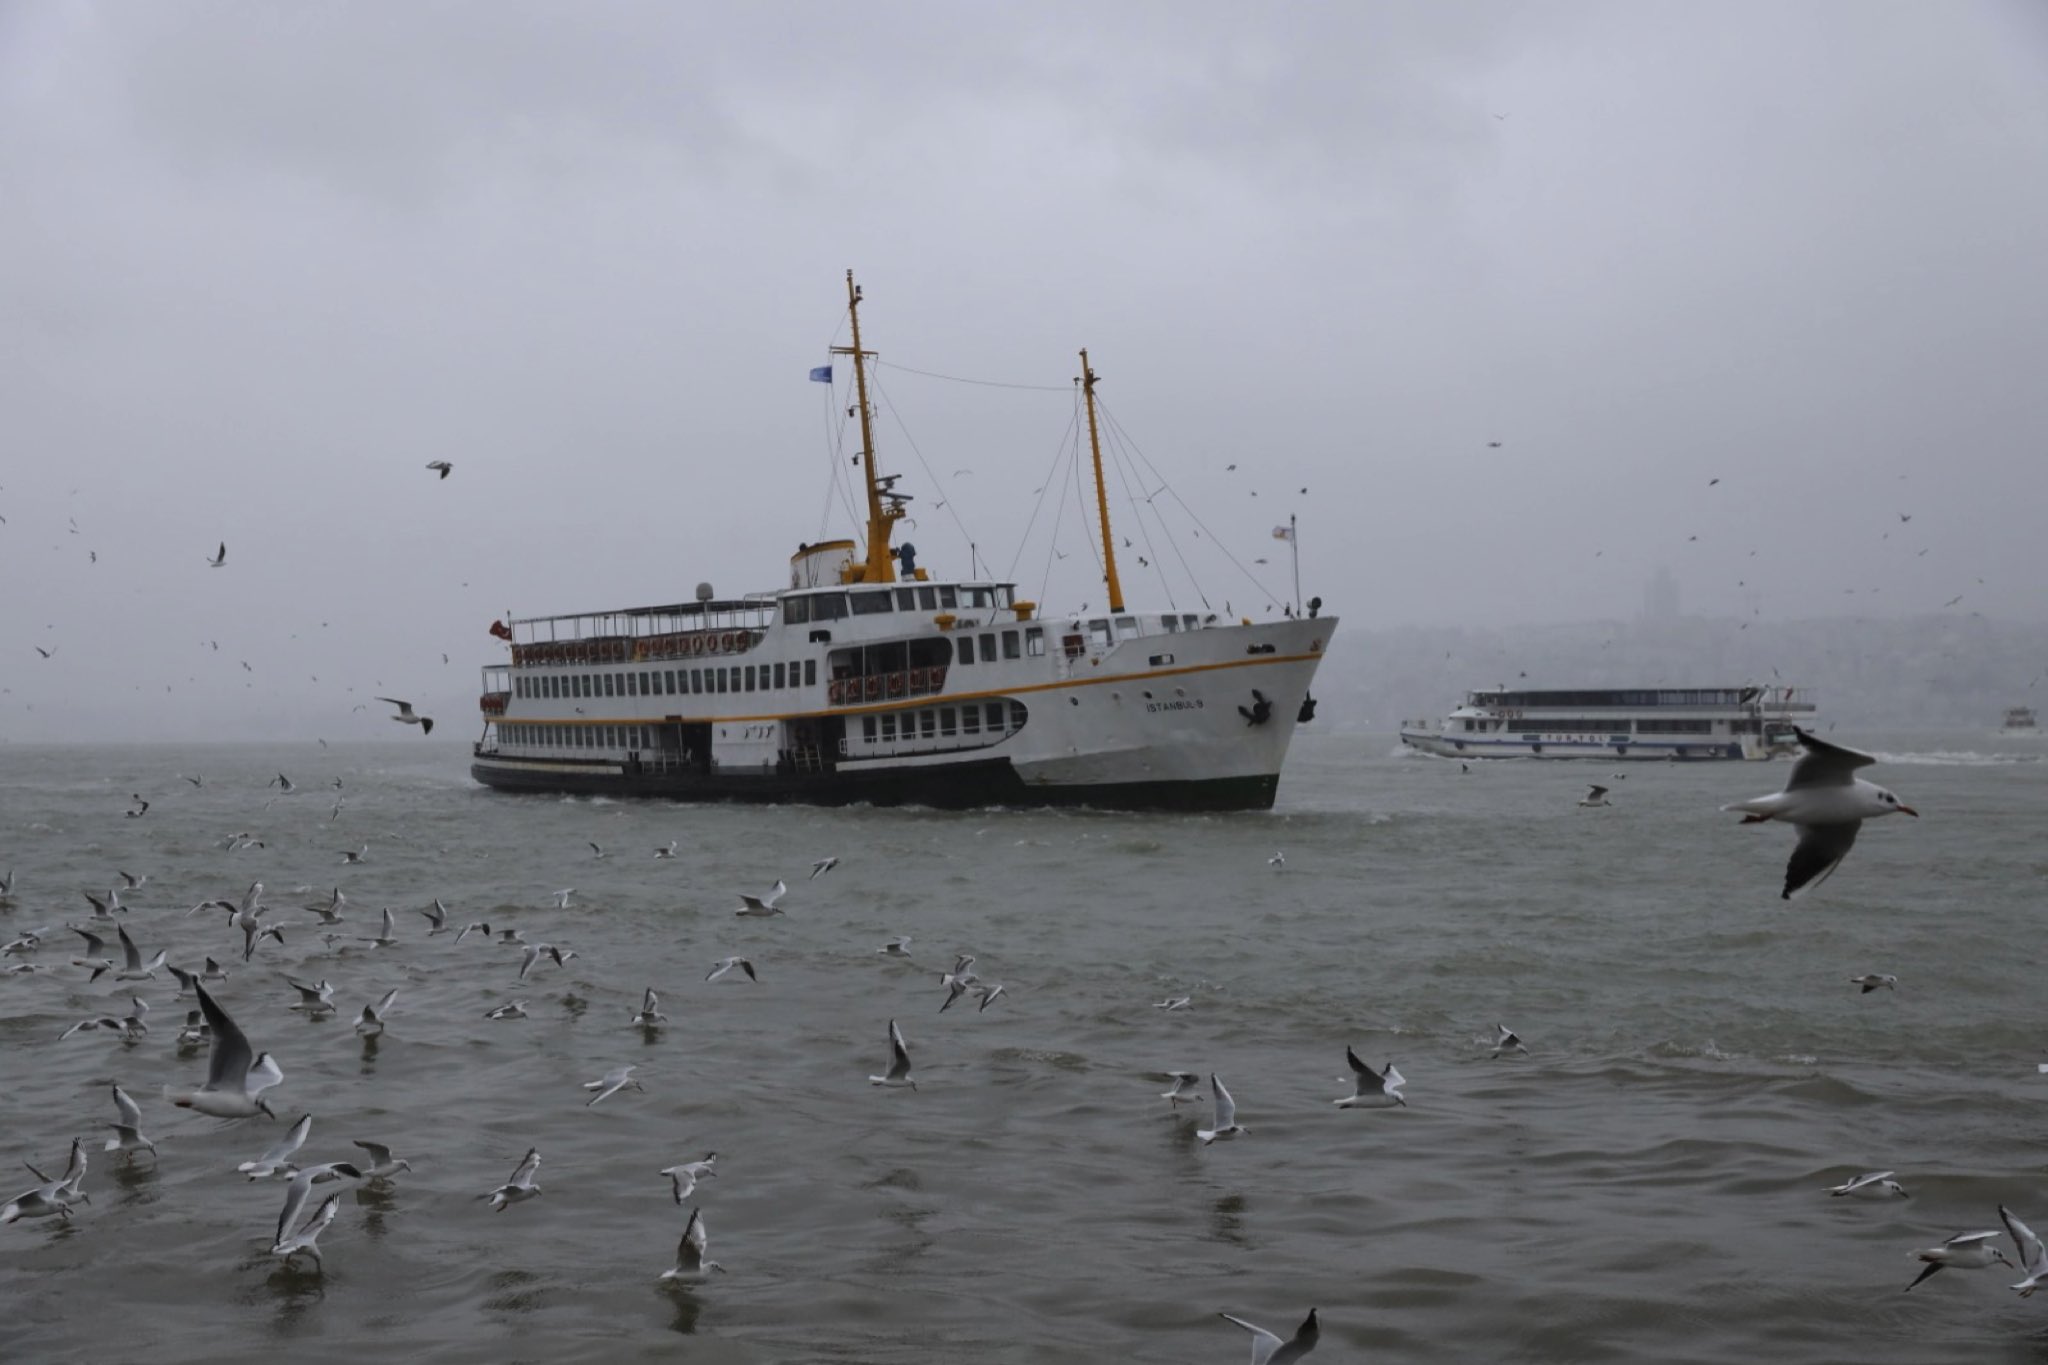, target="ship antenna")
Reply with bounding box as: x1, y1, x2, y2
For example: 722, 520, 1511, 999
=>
1079, 349, 1125, 612
833, 270, 899, 584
